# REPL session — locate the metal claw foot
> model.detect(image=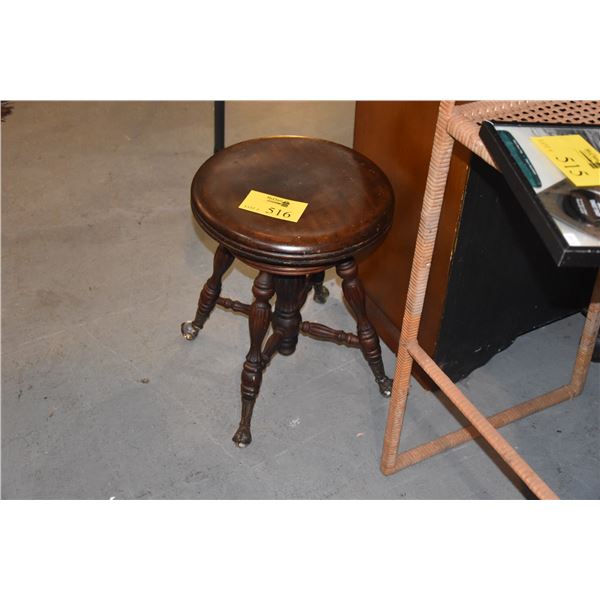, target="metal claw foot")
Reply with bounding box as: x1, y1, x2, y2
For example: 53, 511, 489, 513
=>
181, 321, 200, 341
313, 283, 329, 304
232, 426, 252, 448
377, 376, 393, 397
